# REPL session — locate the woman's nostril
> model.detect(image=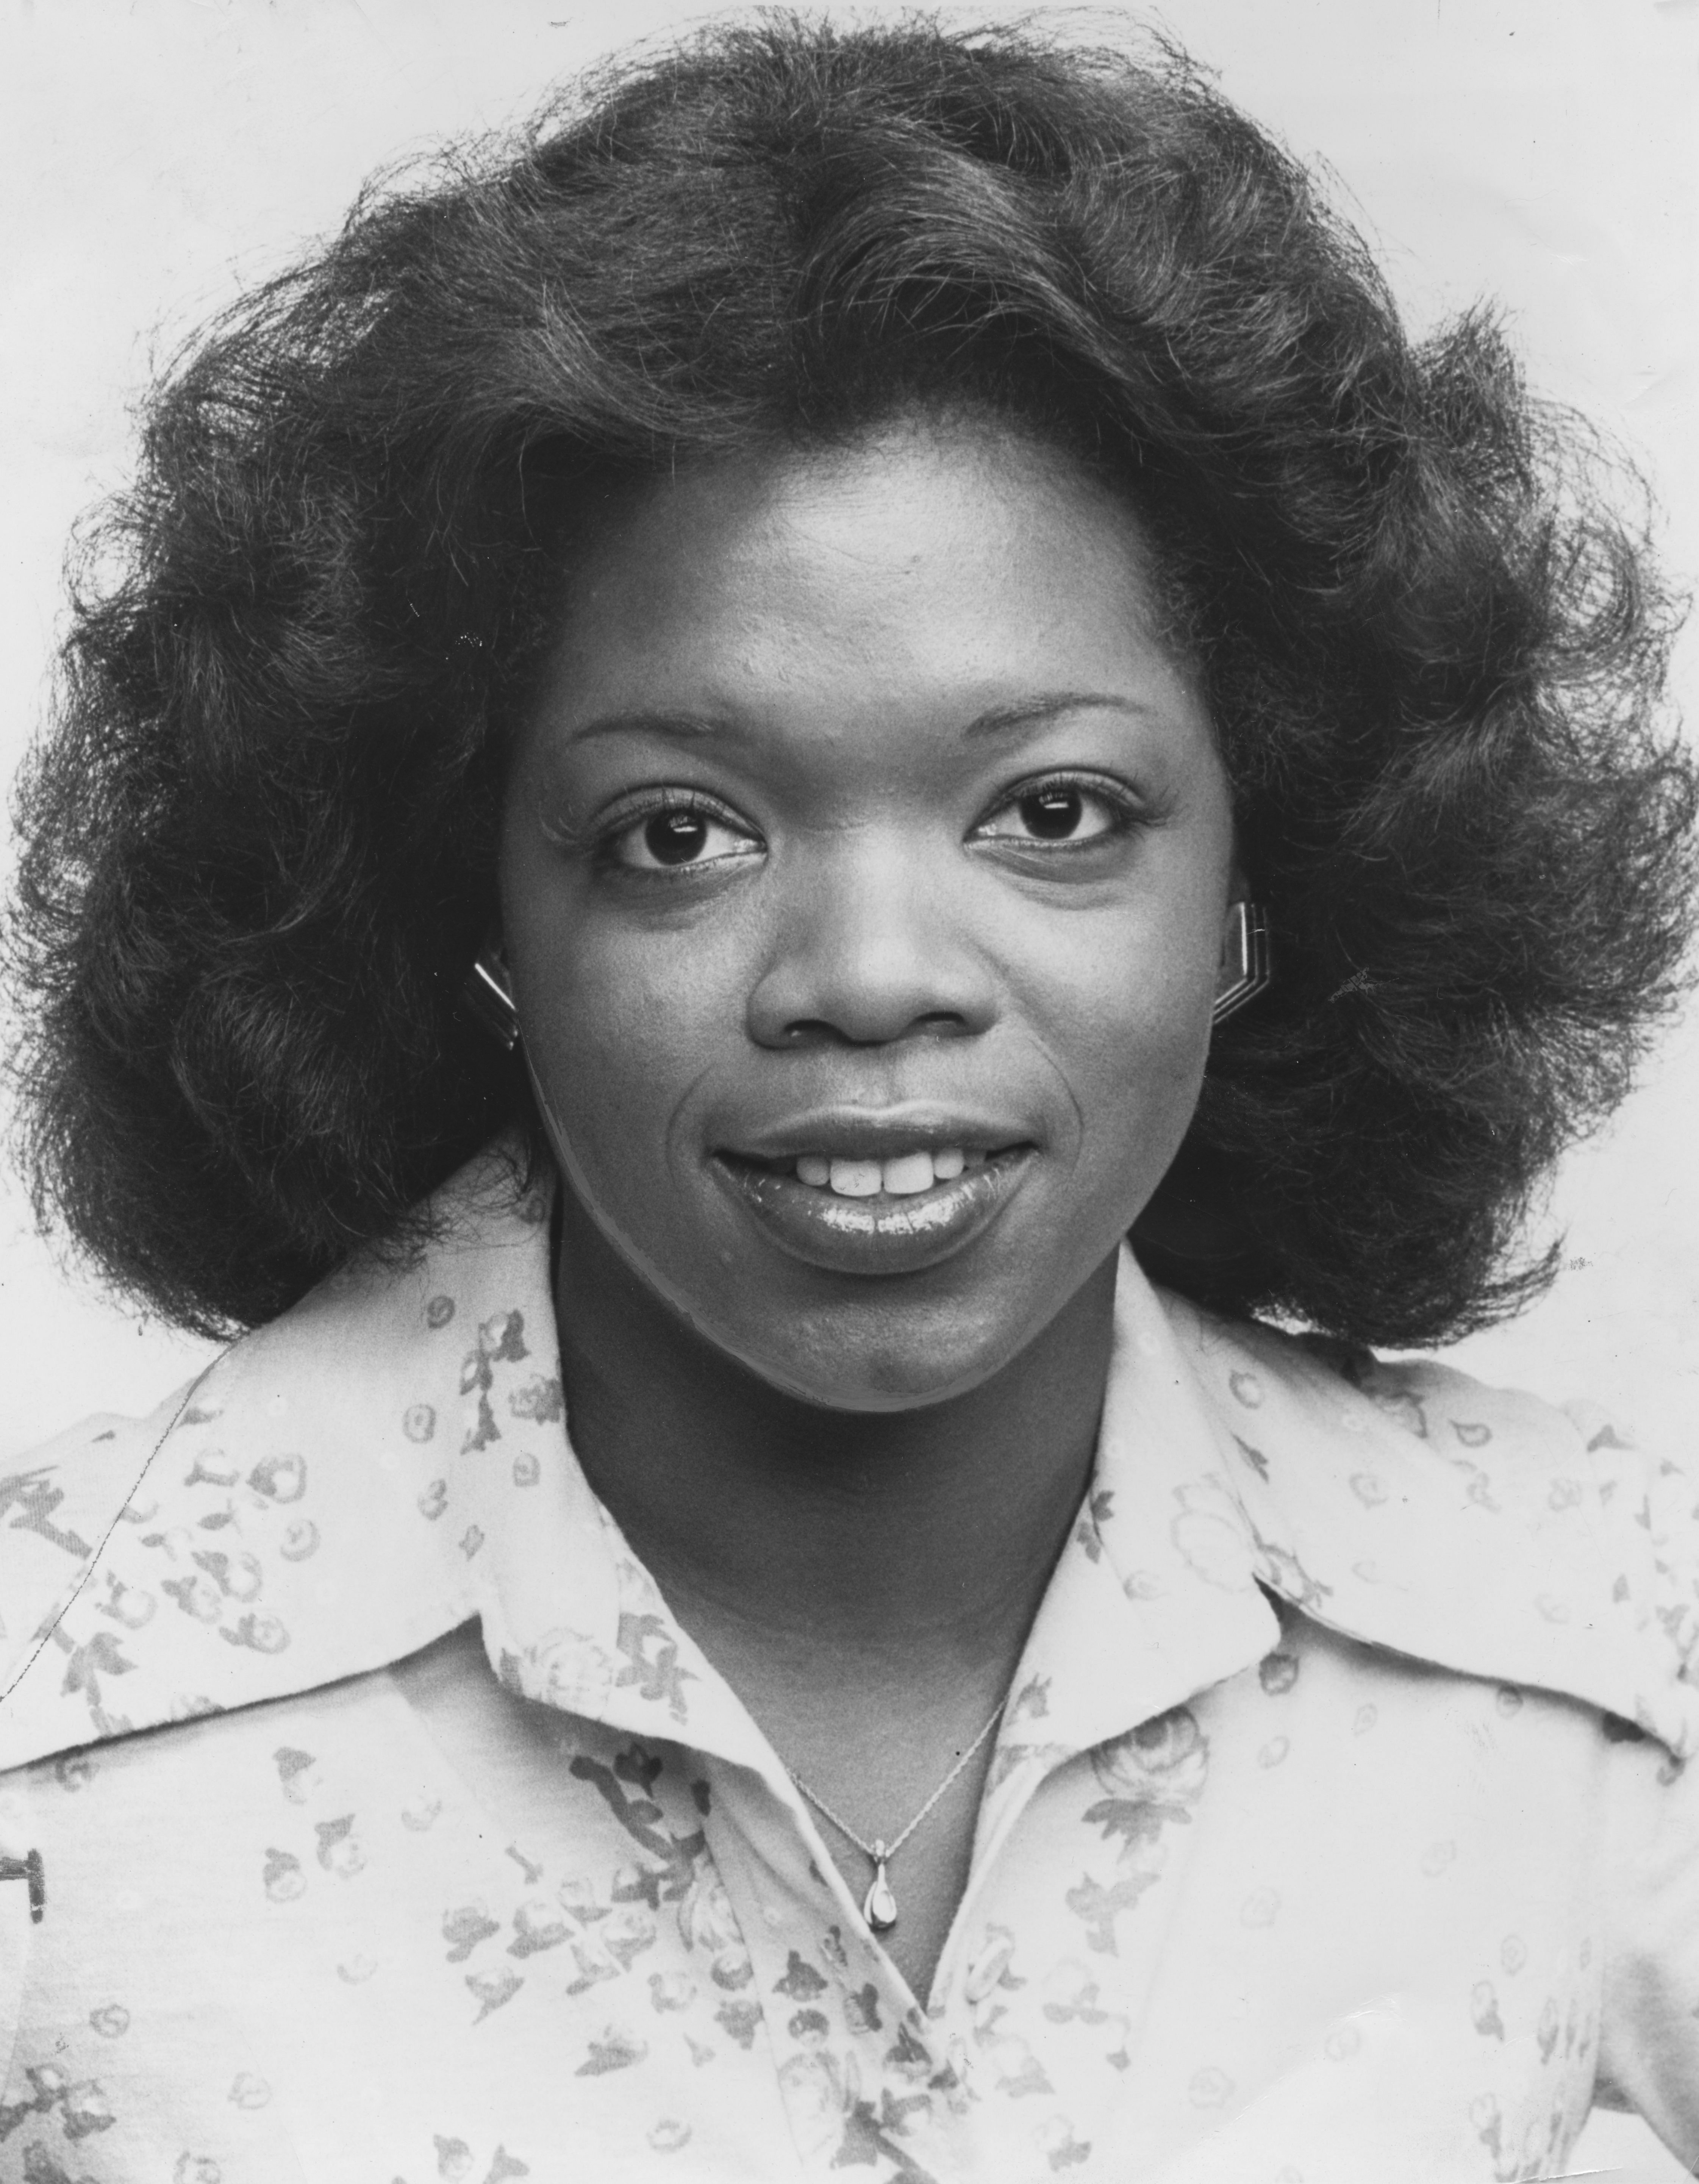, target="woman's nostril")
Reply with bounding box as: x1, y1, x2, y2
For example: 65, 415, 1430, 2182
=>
776, 1011, 969, 1048
749, 951, 997, 1050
